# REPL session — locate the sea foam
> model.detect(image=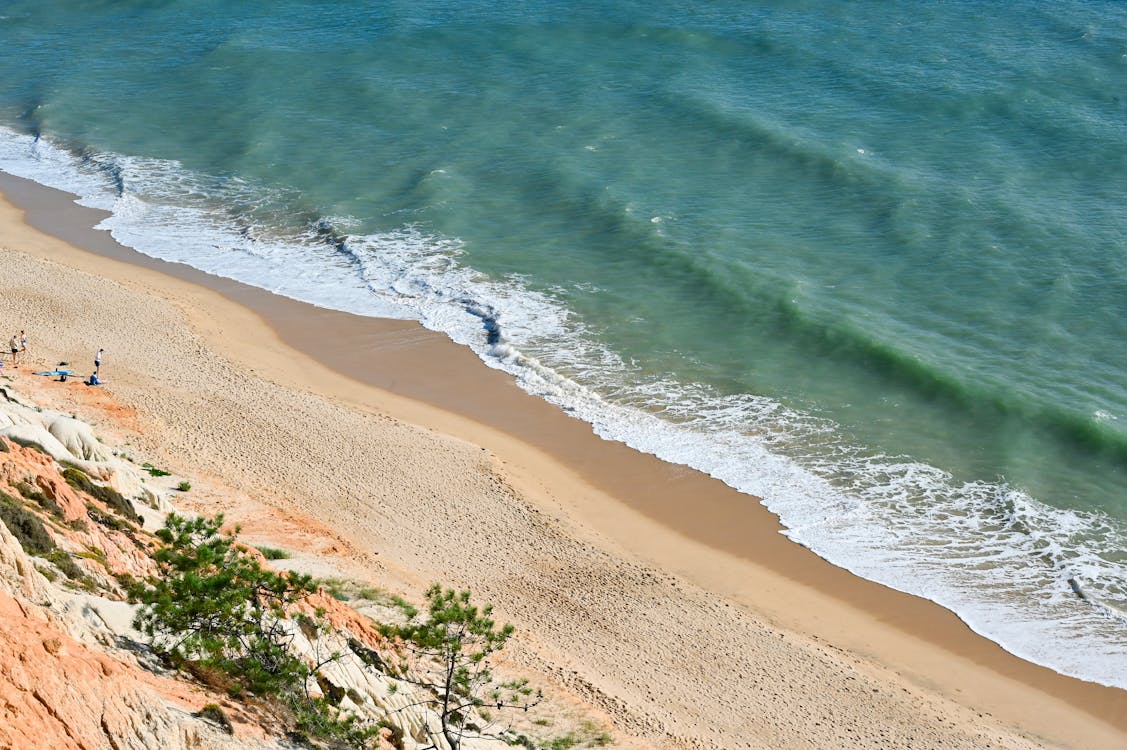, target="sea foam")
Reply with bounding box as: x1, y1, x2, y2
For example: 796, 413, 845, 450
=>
2, 125, 1126, 689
